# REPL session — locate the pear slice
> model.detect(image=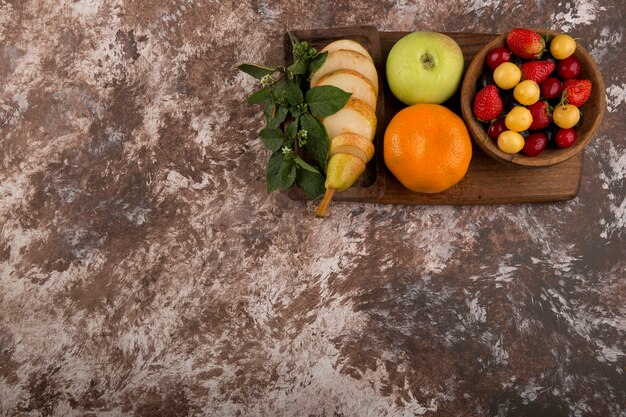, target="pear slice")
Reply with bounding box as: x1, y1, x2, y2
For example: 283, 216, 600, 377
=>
310, 50, 378, 94
321, 39, 374, 63
329, 132, 375, 165
315, 69, 377, 111
325, 154, 365, 192
322, 98, 377, 142
316, 133, 375, 217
